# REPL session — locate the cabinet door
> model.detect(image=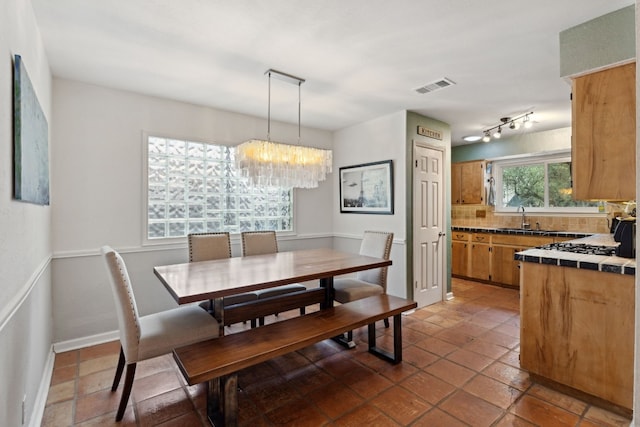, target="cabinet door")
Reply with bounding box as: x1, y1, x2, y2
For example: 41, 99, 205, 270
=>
491, 245, 522, 288
460, 161, 484, 204
469, 243, 490, 281
451, 163, 462, 204
572, 62, 636, 201
452, 241, 469, 277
